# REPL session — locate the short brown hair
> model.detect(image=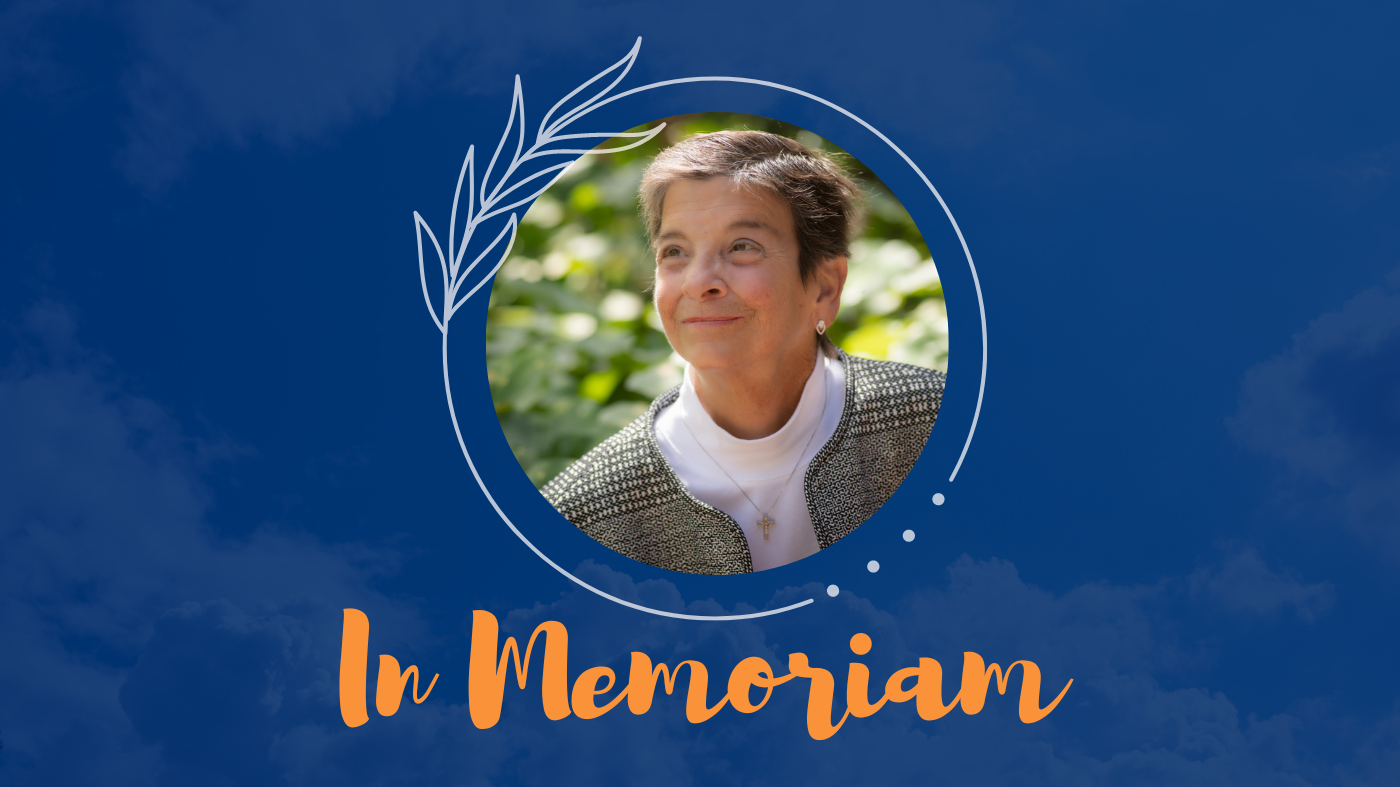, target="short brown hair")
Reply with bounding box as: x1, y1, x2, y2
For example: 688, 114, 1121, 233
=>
639, 129, 863, 285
